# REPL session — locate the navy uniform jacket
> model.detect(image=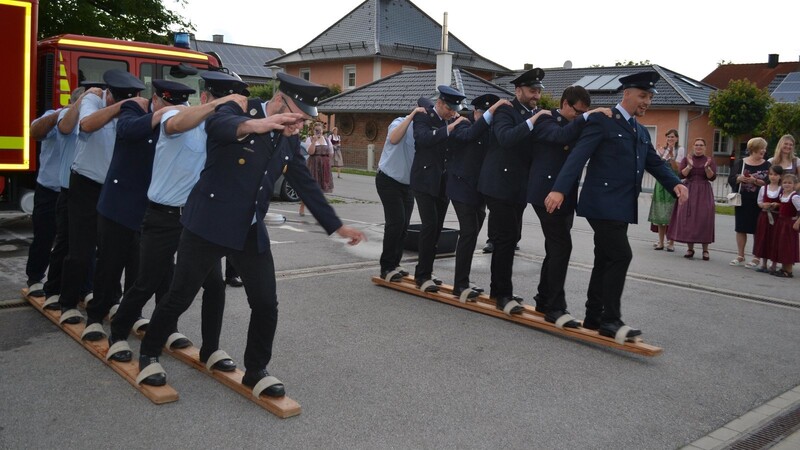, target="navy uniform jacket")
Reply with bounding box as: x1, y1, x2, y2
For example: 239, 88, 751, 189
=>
97, 100, 158, 231
478, 98, 532, 204
551, 108, 680, 223
446, 114, 491, 206
527, 109, 588, 215
183, 99, 342, 252
410, 104, 452, 197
